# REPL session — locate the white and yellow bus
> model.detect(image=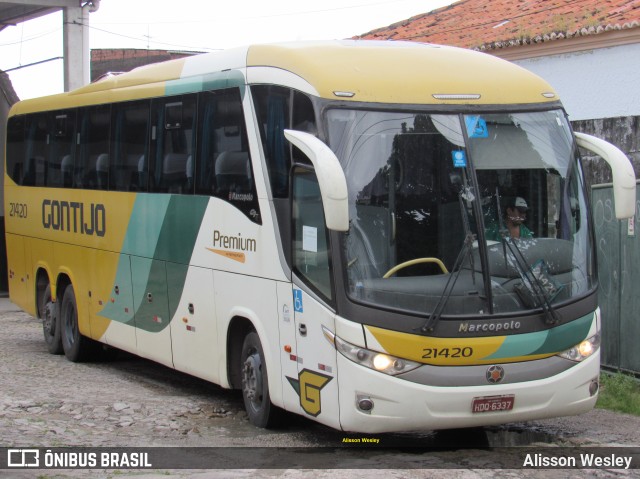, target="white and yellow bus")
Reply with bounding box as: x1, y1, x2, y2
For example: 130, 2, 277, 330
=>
4, 40, 636, 433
